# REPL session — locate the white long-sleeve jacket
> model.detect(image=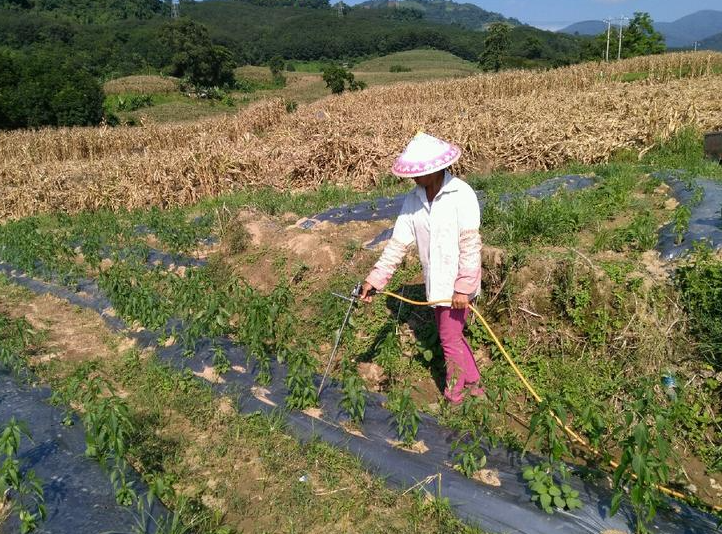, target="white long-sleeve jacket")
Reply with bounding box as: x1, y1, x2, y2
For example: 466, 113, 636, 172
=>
366, 172, 482, 303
